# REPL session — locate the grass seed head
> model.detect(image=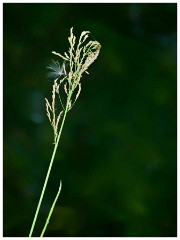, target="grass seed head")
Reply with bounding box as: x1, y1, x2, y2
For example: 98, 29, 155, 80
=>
46, 28, 101, 142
